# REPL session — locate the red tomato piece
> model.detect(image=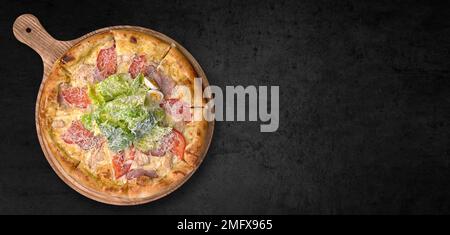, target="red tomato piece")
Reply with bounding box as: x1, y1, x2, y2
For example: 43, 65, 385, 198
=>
129, 55, 148, 78
96, 45, 117, 79
61, 120, 100, 150
170, 129, 186, 160
60, 87, 90, 108
112, 152, 129, 179
112, 146, 135, 179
